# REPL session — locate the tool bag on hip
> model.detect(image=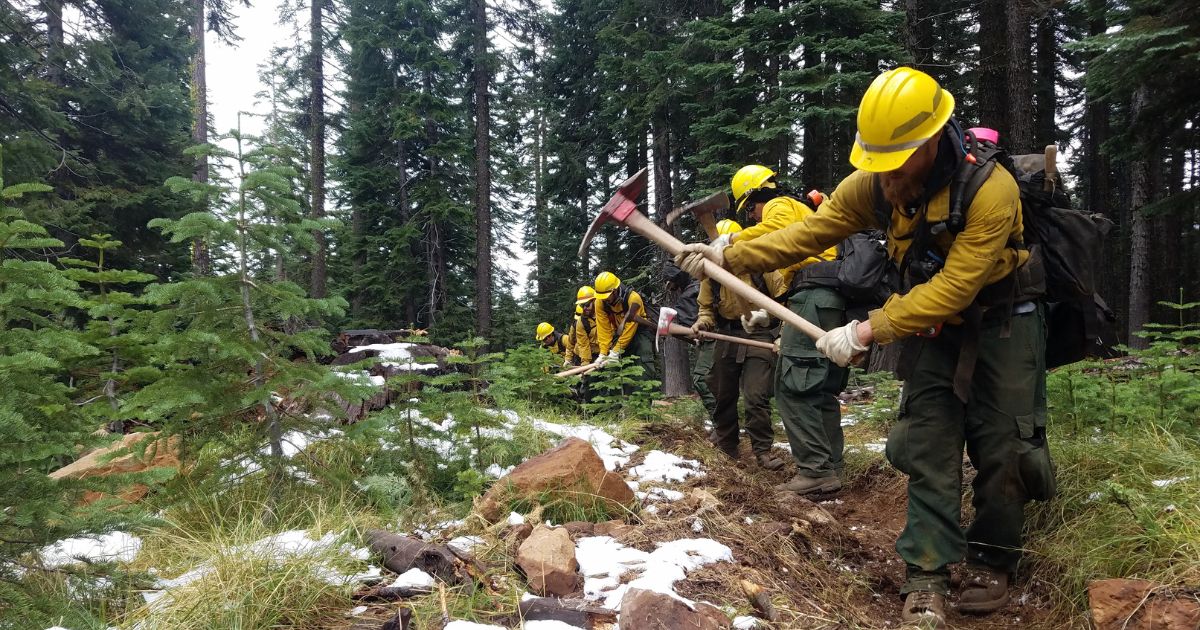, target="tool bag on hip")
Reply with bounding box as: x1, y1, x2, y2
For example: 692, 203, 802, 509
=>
944, 133, 1117, 368
786, 230, 897, 318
